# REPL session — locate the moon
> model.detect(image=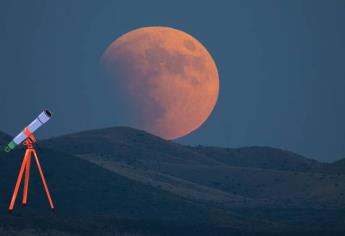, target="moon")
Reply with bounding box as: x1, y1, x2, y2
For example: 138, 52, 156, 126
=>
101, 26, 219, 140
